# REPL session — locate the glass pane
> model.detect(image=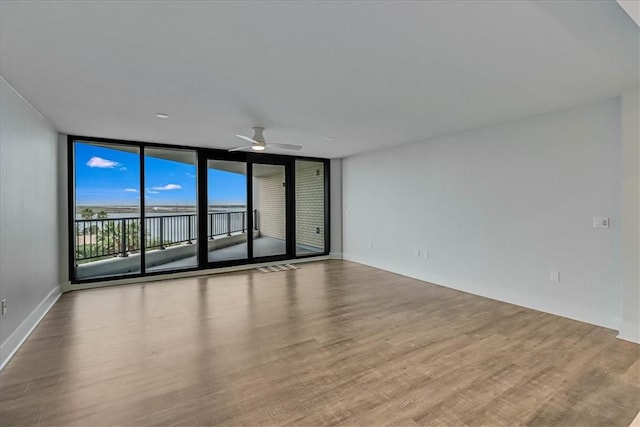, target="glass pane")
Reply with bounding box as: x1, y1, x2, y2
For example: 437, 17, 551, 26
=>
253, 164, 287, 258
73, 141, 141, 280
207, 160, 248, 262
295, 161, 325, 255
144, 148, 197, 272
